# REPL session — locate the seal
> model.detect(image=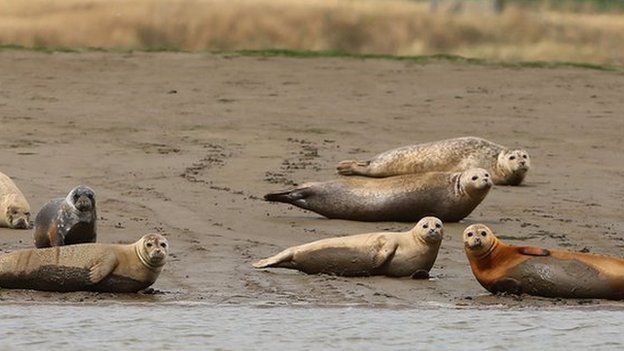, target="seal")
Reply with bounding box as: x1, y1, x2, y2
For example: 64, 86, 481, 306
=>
33, 185, 97, 248
253, 216, 443, 277
0, 233, 168, 293
0, 171, 31, 229
463, 224, 624, 300
337, 136, 530, 185
264, 168, 492, 222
